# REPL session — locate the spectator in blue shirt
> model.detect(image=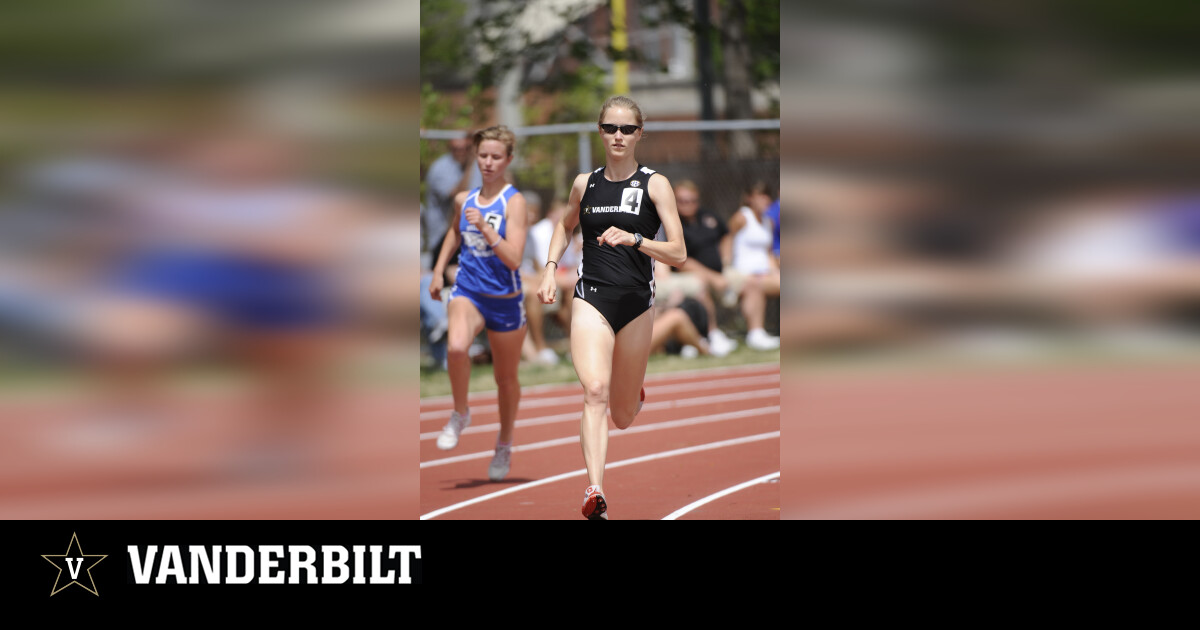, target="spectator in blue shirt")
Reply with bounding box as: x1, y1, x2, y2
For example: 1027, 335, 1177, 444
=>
423, 132, 482, 268
766, 197, 780, 259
